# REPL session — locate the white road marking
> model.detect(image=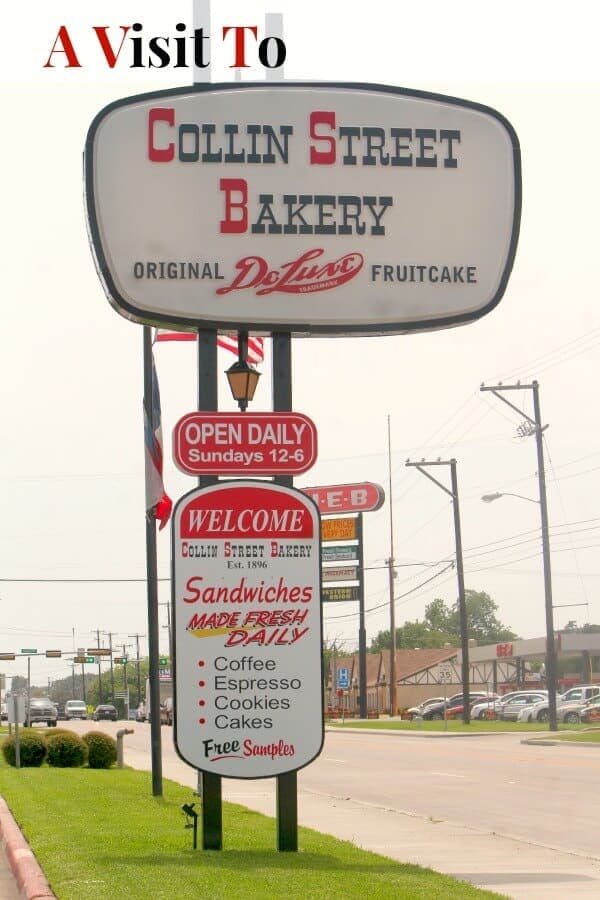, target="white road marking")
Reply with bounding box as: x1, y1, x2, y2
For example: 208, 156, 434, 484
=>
429, 771, 467, 778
